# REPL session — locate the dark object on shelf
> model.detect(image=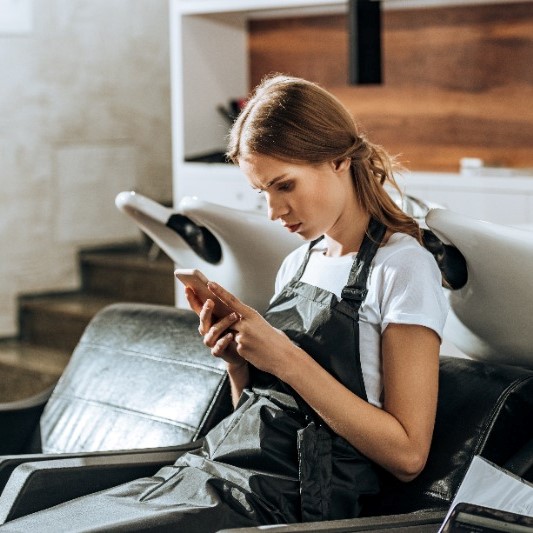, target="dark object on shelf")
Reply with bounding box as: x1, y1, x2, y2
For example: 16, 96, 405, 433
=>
185, 151, 230, 163
349, 0, 382, 85
217, 98, 247, 125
